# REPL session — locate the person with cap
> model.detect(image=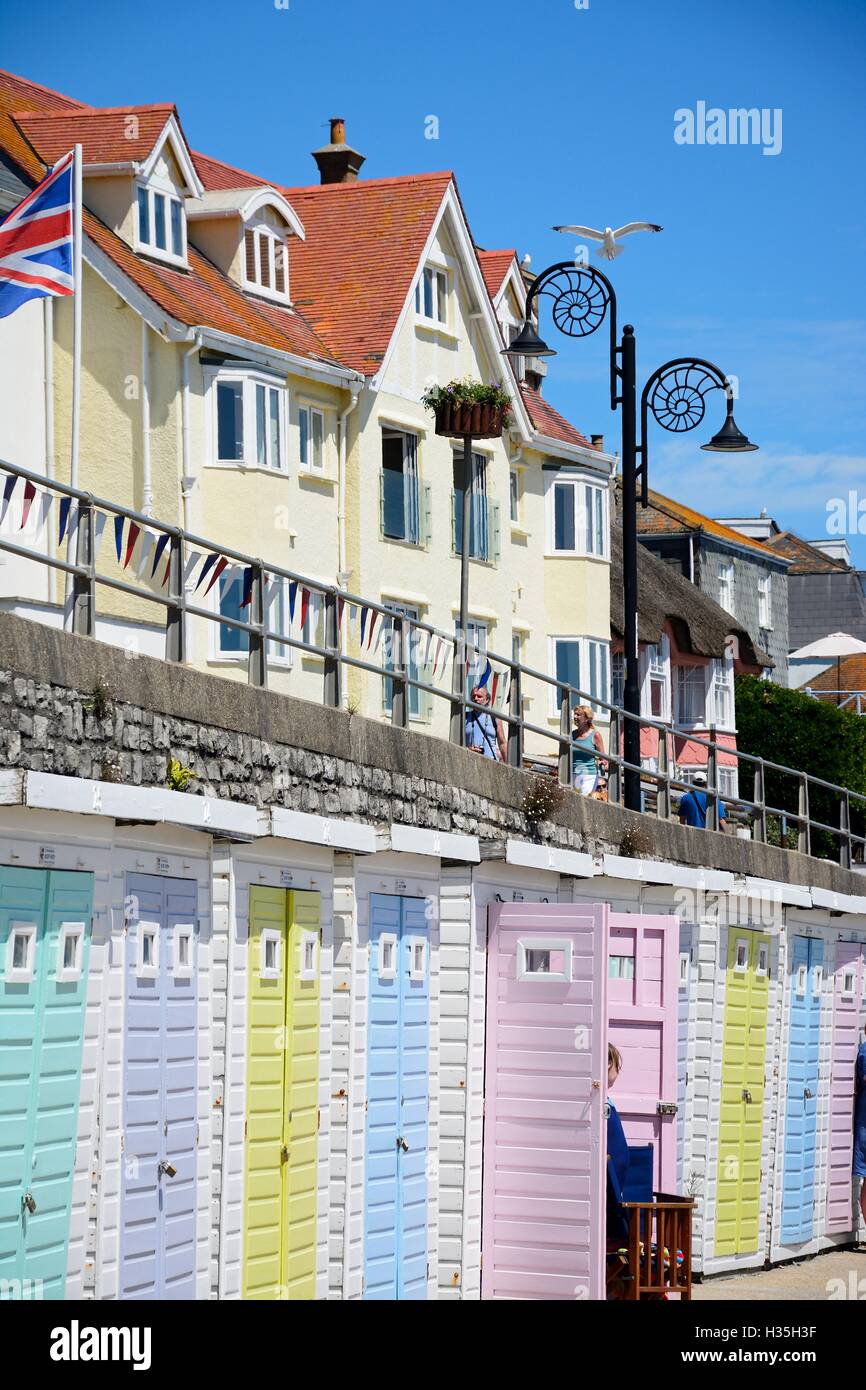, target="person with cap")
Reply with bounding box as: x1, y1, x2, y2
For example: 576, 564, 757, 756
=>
678, 771, 728, 831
